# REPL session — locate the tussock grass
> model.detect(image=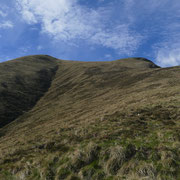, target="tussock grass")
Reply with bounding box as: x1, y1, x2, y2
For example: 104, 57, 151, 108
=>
0, 55, 179, 179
